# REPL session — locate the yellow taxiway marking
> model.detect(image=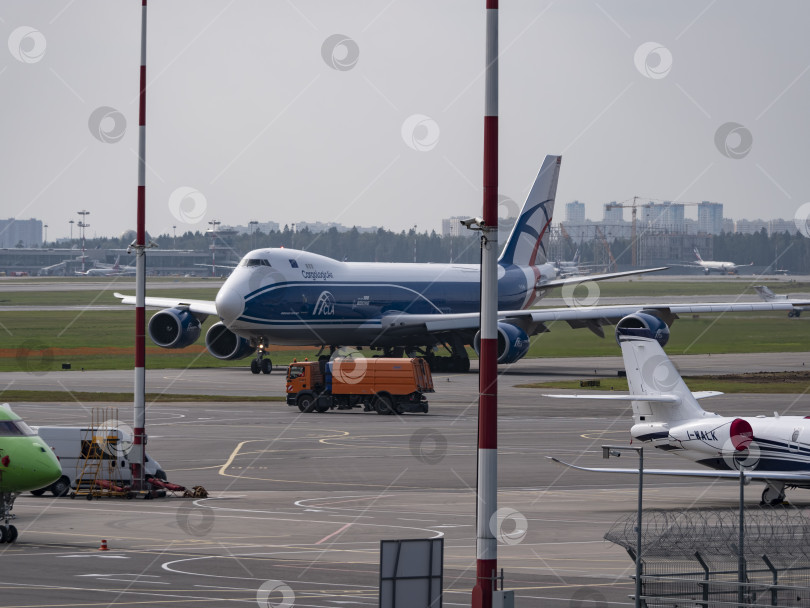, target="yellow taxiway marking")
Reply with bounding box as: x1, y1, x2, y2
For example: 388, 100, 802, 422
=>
219, 438, 426, 489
